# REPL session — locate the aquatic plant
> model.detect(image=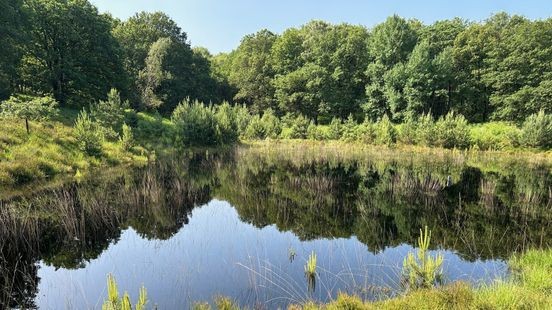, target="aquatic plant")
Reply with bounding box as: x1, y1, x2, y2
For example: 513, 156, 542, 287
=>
288, 247, 297, 262
305, 251, 317, 277
102, 274, 147, 310
402, 226, 444, 290
214, 296, 240, 310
